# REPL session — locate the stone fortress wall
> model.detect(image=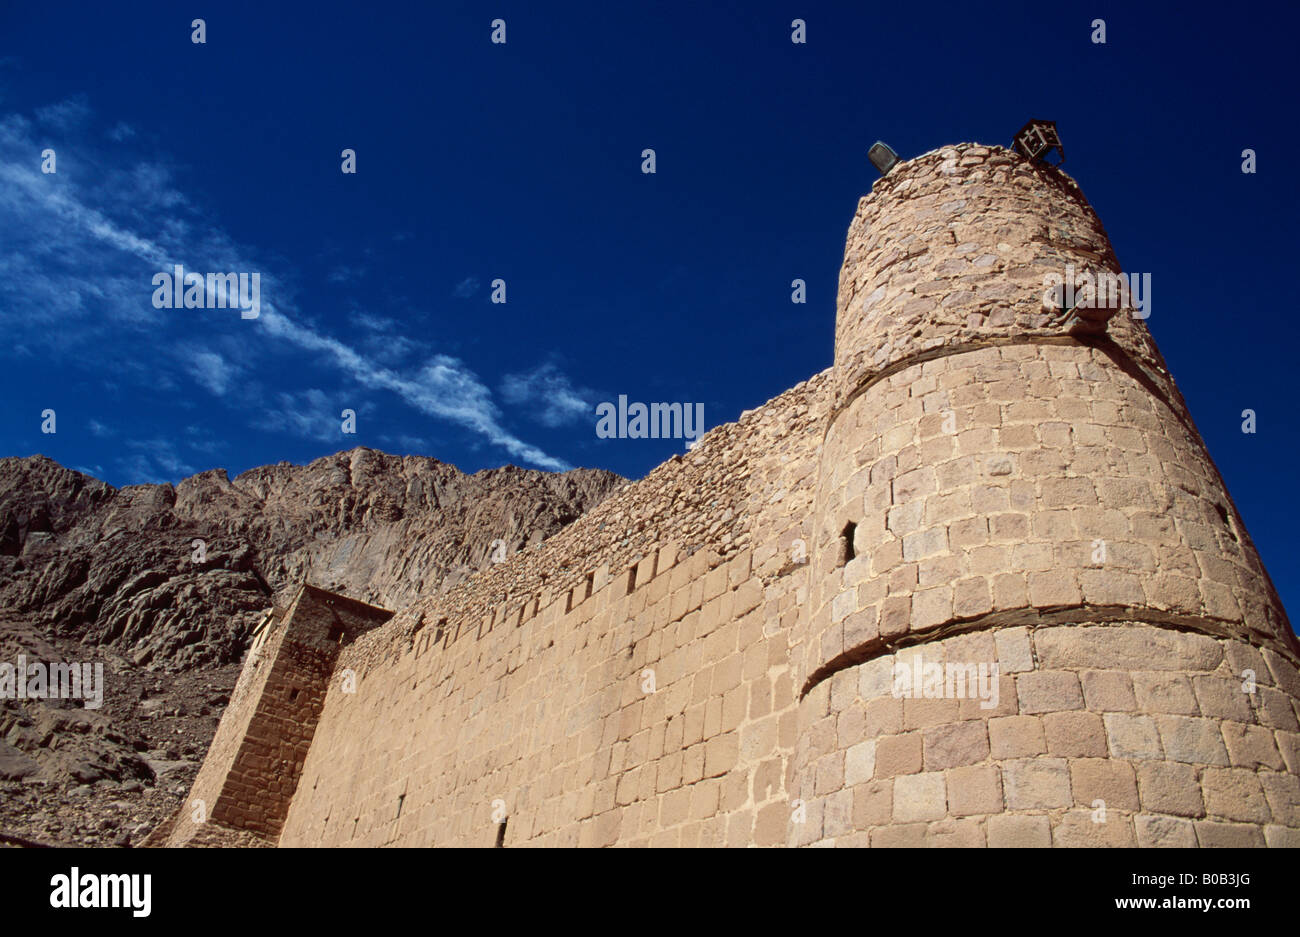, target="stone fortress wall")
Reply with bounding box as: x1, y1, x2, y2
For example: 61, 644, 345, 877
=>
159, 143, 1300, 847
